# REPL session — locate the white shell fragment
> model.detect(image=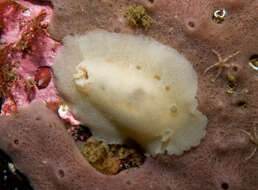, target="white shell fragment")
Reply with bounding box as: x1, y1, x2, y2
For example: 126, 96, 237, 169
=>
53, 30, 207, 155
